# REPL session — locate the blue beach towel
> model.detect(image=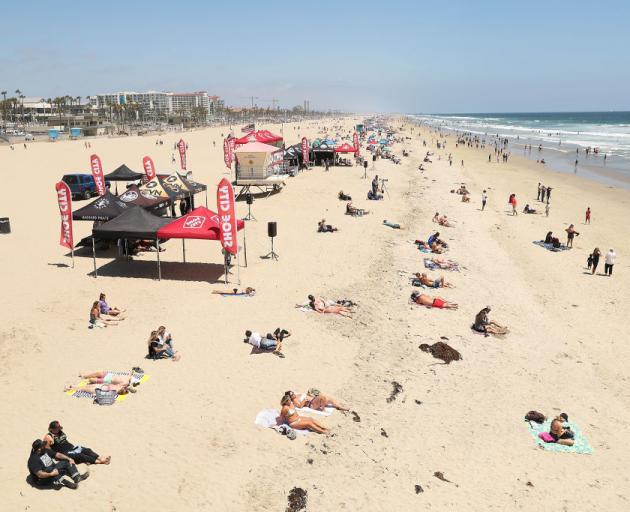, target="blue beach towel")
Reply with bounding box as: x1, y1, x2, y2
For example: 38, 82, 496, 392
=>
533, 241, 570, 252
527, 420, 593, 454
